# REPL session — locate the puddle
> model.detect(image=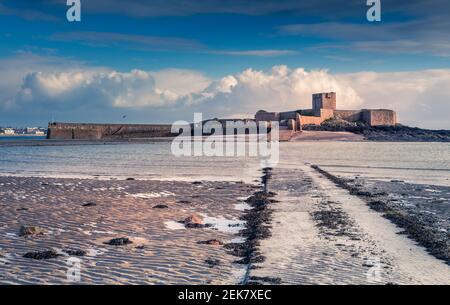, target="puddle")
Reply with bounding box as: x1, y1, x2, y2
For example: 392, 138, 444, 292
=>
234, 203, 252, 211
129, 192, 175, 199
200, 214, 245, 234
164, 221, 186, 230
